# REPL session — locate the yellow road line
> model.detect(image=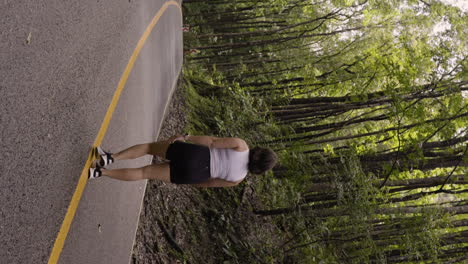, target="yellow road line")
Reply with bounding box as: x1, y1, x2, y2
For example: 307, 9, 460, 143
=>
48, 1, 181, 263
